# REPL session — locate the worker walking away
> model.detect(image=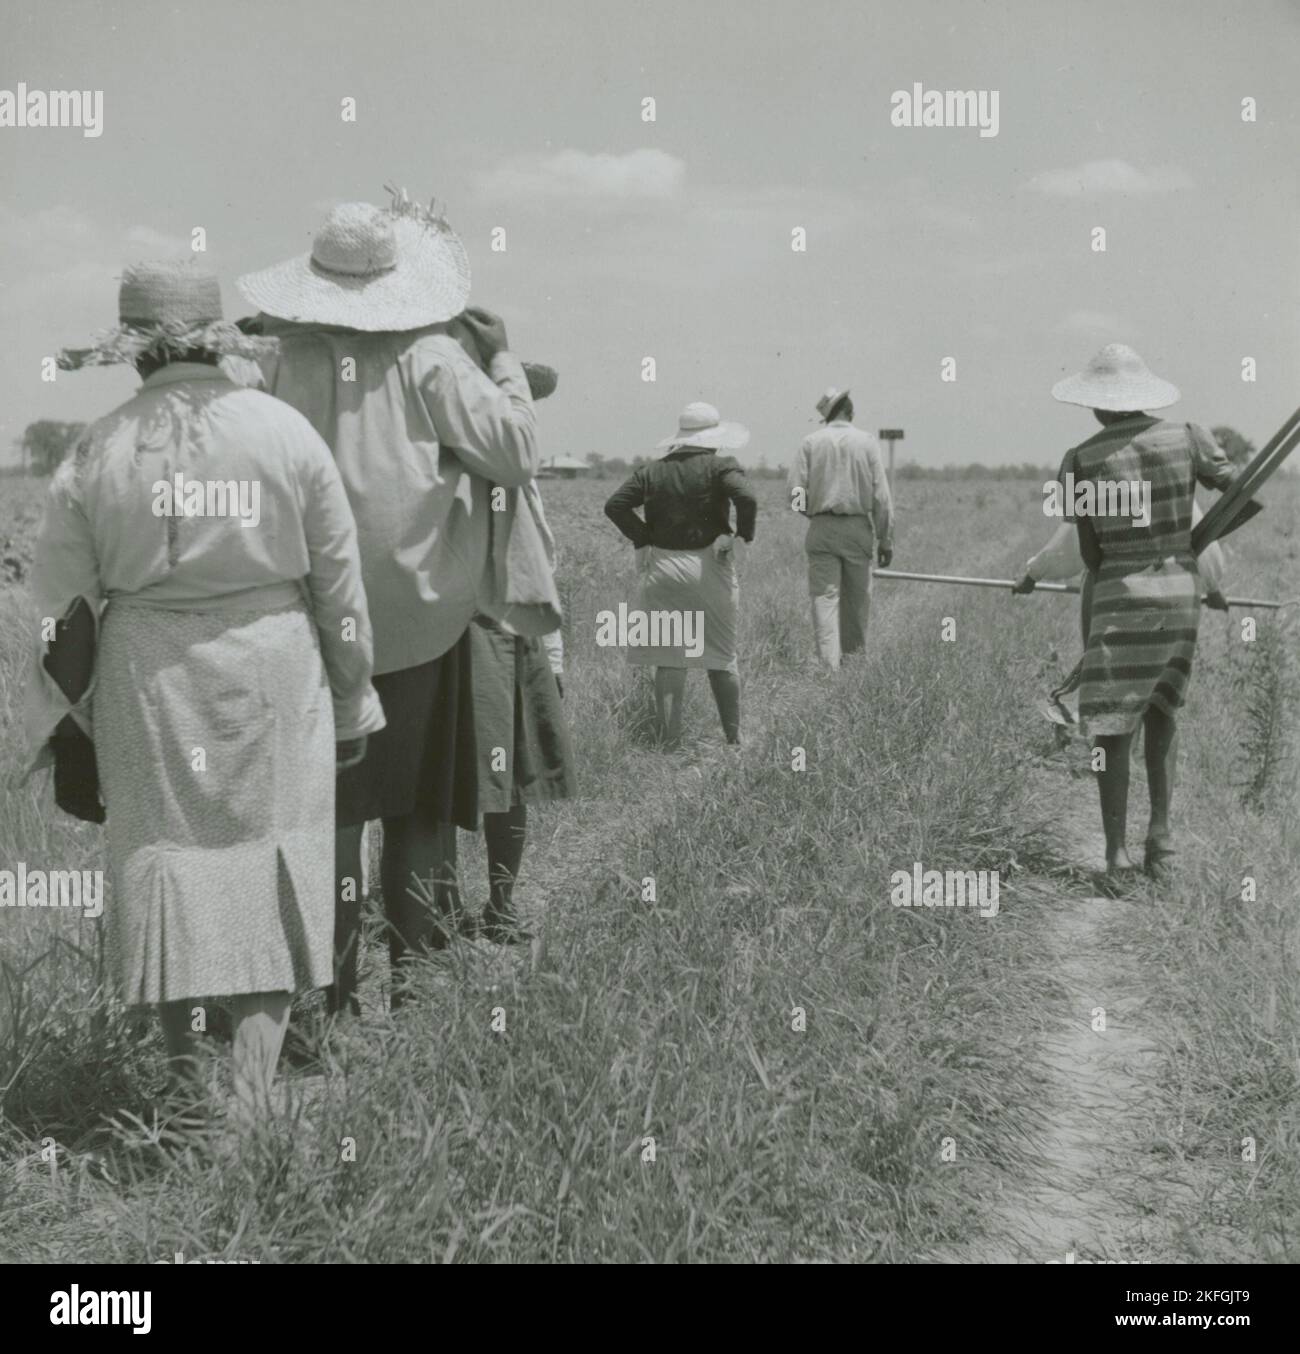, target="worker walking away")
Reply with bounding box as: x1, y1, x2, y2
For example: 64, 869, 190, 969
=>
787, 387, 894, 670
